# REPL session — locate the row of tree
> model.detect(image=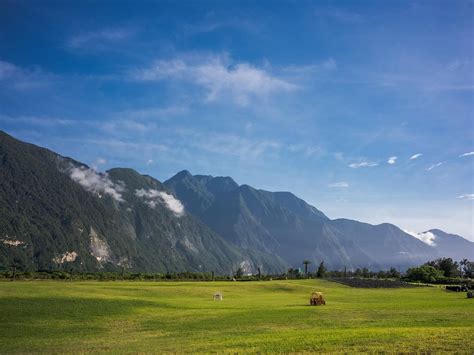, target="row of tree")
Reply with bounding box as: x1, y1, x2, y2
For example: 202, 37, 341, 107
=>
290, 257, 473, 283
404, 258, 473, 283
289, 261, 401, 279
2, 257, 471, 282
